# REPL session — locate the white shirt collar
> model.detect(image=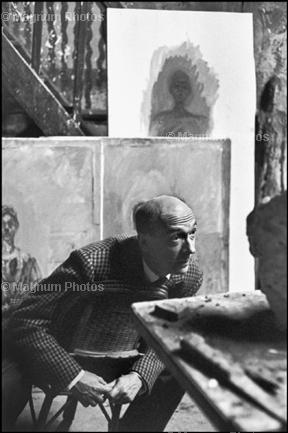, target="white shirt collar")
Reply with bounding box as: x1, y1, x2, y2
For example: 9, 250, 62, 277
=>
142, 260, 170, 283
